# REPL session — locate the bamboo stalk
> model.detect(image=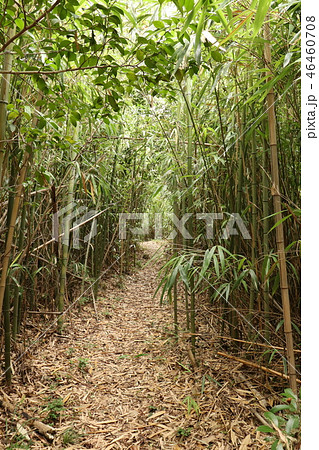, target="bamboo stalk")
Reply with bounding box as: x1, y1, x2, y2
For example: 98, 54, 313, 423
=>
57, 125, 78, 332
249, 129, 258, 323
185, 77, 196, 355
0, 151, 30, 317
3, 150, 18, 382
262, 120, 271, 341
216, 335, 301, 352
172, 129, 179, 339
264, 20, 297, 393
217, 351, 301, 384
0, 21, 16, 186
3, 285, 11, 384
12, 199, 27, 338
